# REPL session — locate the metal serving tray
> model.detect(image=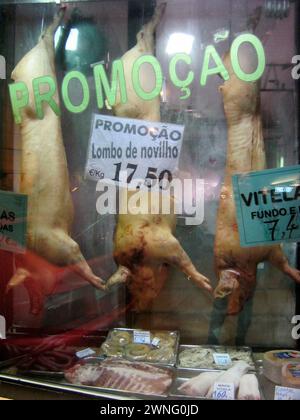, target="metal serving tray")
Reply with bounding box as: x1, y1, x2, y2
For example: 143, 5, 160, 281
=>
63, 356, 175, 399
0, 371, 163, 400
0, 356, 174, 399
0, 352, 265, 400
170, 368, 265, 400
170, 368, 217, 400
176, 345, 256, 372
99, 328, 180, 367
